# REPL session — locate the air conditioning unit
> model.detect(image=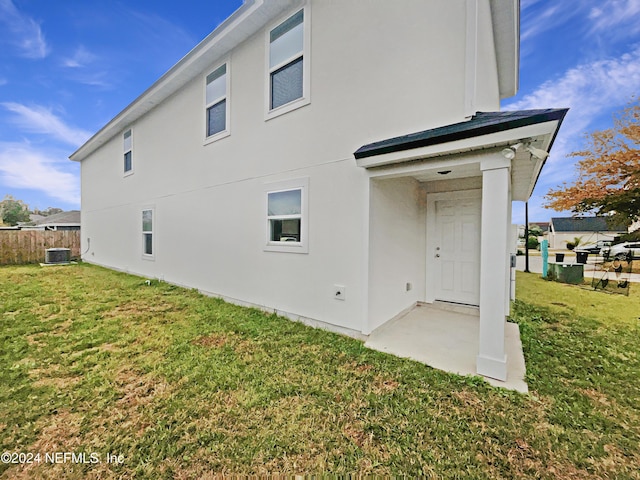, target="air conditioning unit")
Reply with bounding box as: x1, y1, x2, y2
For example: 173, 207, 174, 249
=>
45, 248, 71, 264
